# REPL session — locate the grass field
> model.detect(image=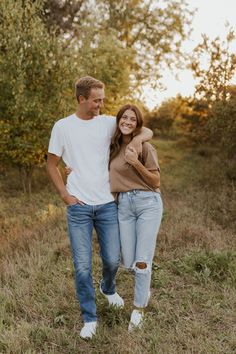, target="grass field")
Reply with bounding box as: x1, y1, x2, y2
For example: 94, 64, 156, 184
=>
0, 139, 235, 354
